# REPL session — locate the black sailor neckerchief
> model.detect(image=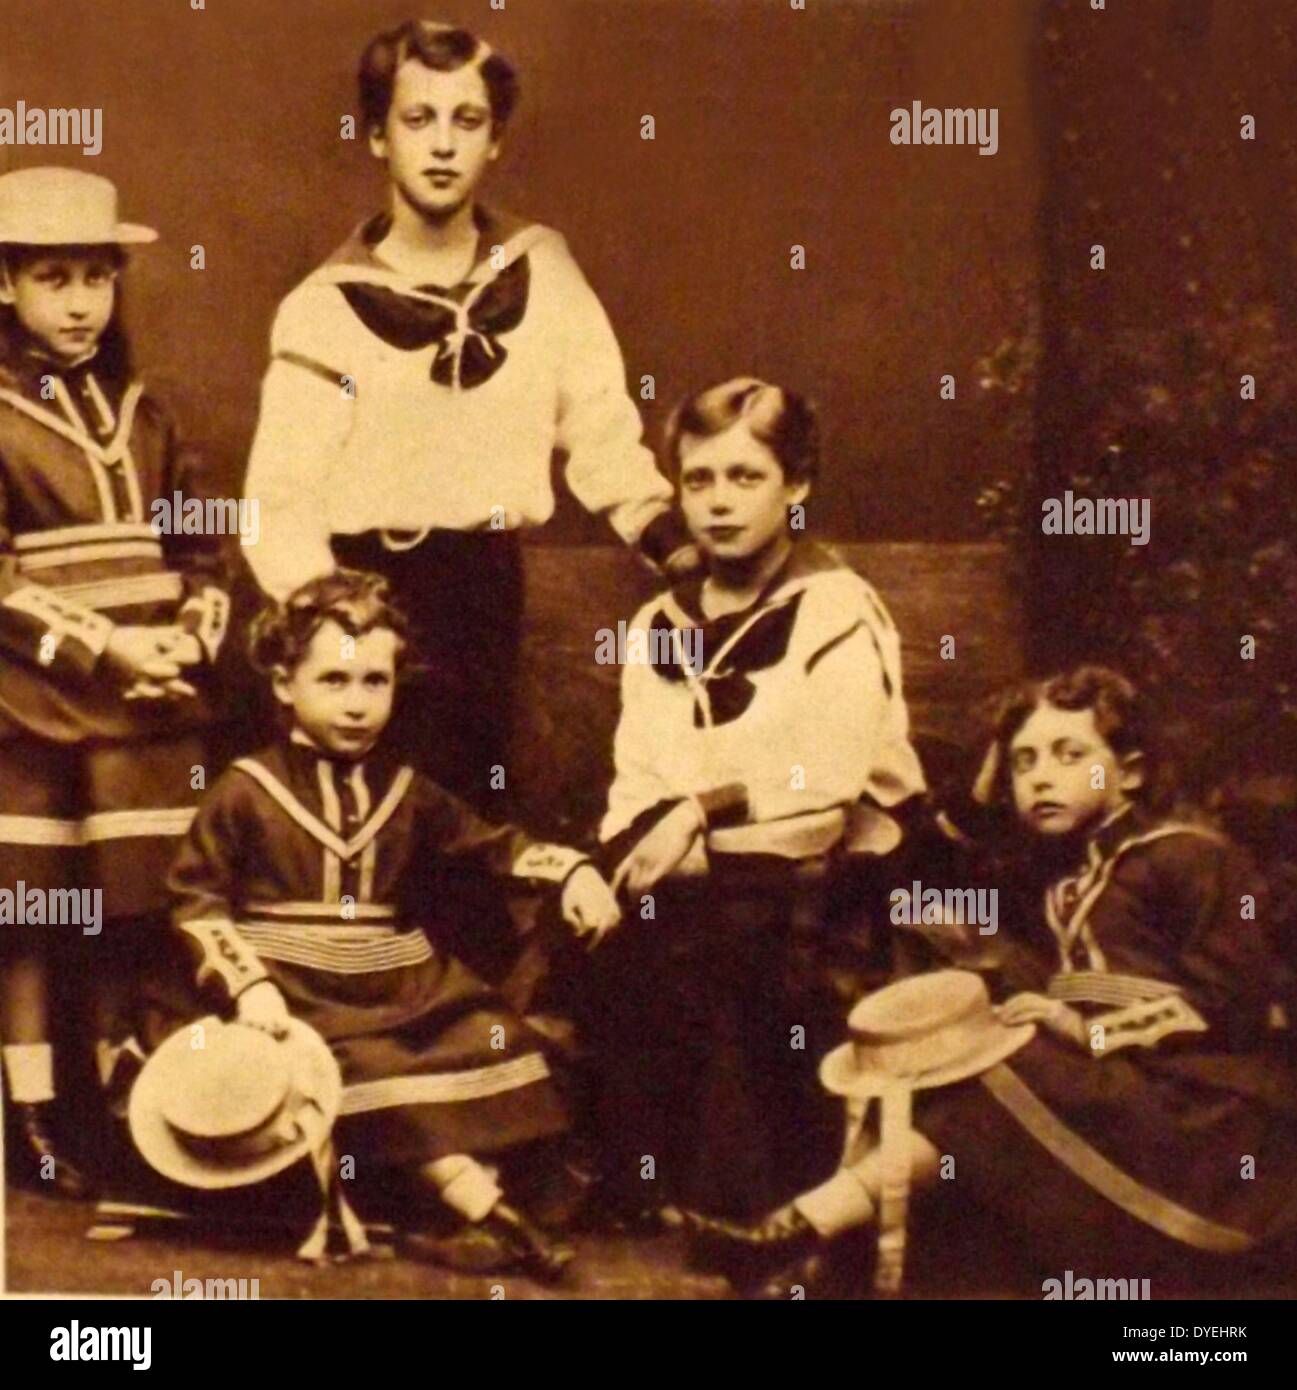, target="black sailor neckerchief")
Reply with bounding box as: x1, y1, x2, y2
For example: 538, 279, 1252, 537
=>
317, 213, 540, 391
647, 584, 805, 729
